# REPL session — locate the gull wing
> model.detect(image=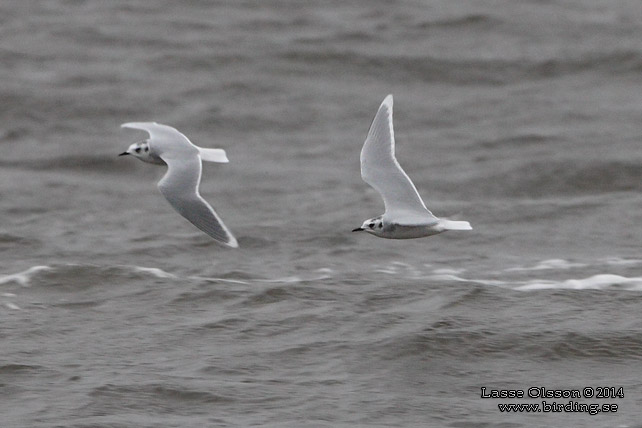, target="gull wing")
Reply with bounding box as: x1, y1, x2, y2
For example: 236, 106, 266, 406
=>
360, 95, 437, 223
157, 153, 238, 248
